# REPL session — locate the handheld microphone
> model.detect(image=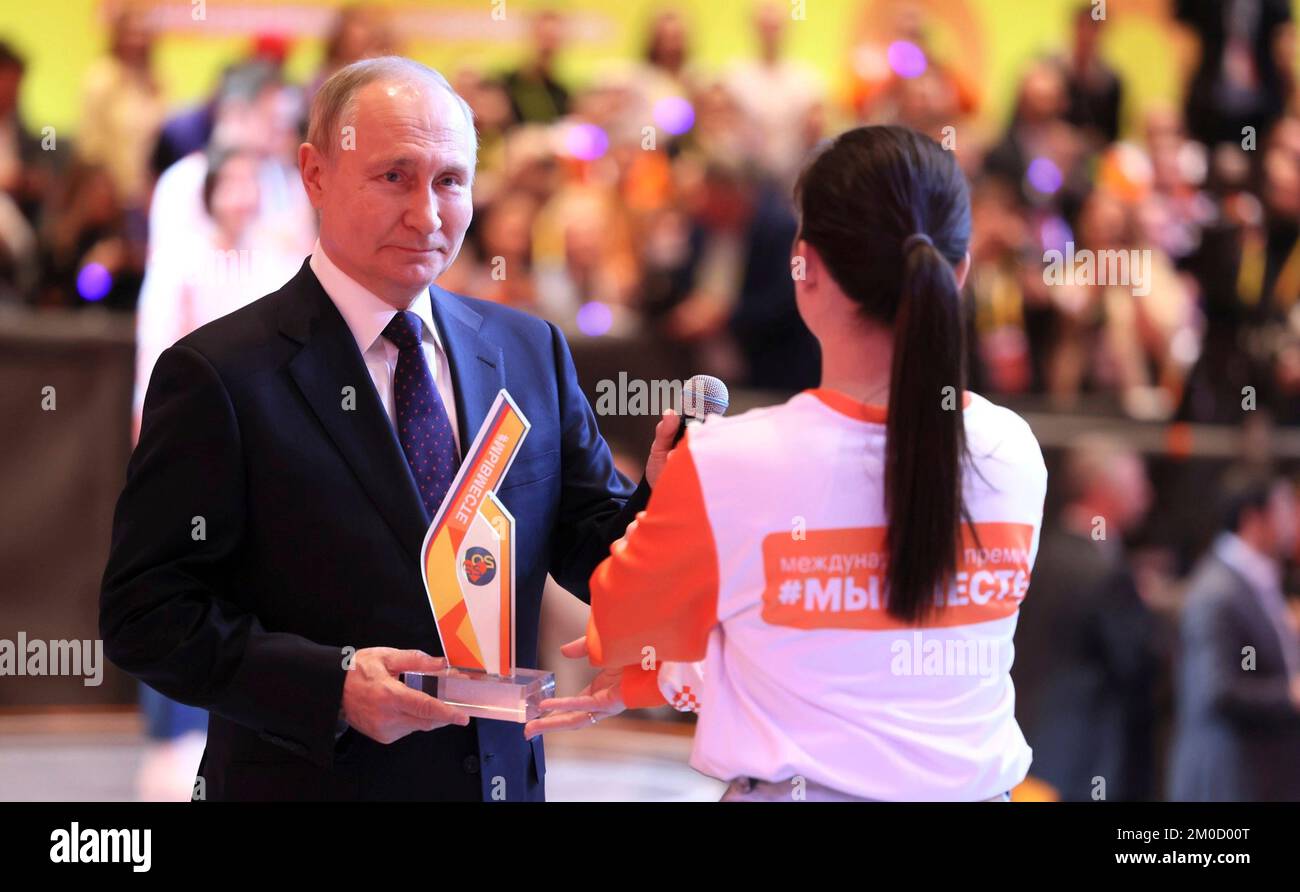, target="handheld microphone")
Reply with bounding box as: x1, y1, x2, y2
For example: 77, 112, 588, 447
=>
672, 374, 730, 446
